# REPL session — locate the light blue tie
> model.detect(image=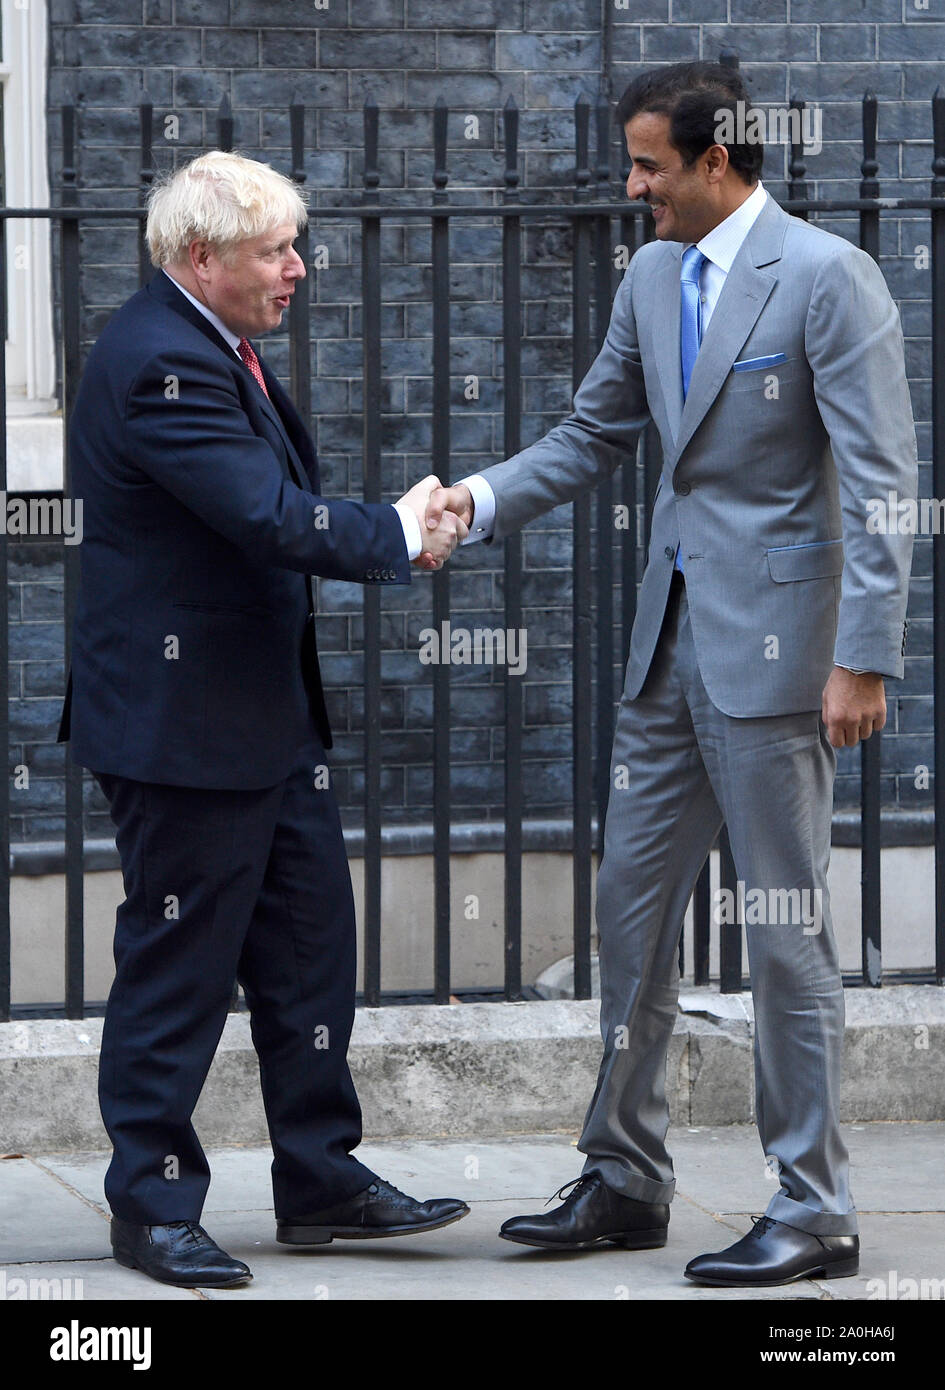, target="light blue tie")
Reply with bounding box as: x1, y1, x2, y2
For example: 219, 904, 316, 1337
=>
680, 244, 706, 399
675, 245, 706, 573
